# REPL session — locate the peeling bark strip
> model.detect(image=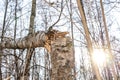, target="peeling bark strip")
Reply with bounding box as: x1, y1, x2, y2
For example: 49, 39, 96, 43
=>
0, 31, 47, 49
50, 36, 74, 80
